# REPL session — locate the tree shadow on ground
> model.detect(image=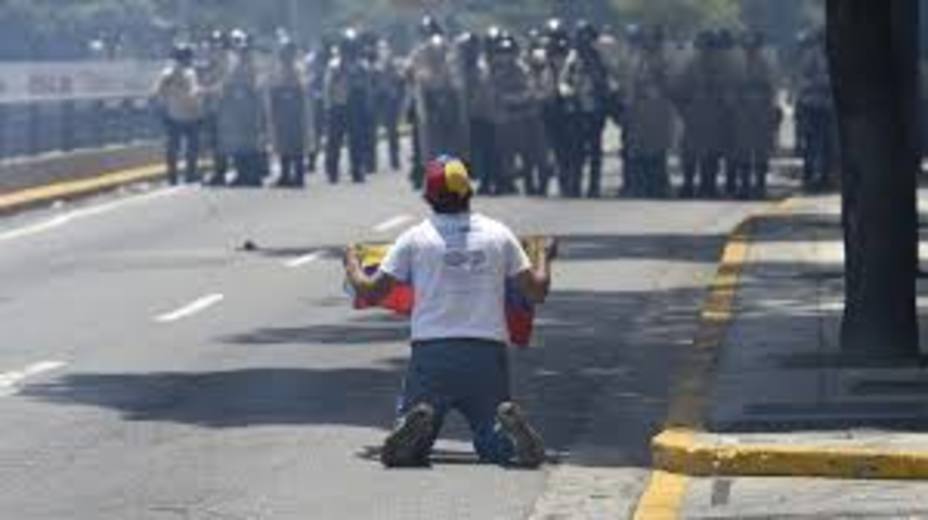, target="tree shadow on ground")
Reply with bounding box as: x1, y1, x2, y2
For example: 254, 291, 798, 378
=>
21, 283, 711, 469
